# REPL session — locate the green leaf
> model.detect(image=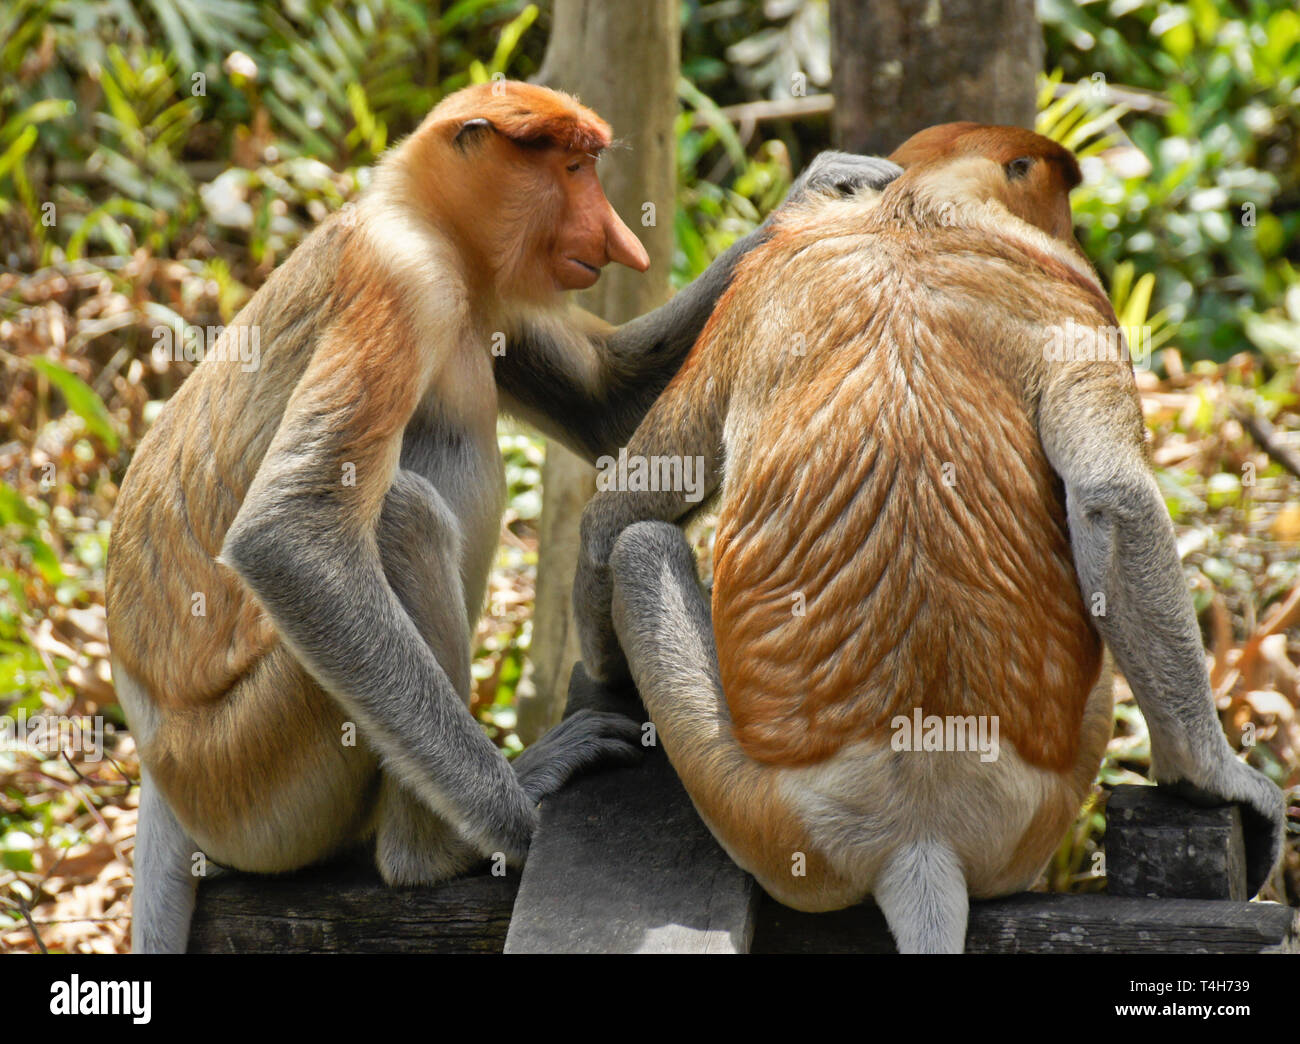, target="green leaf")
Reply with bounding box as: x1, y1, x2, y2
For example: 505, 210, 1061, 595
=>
0, 124, 36, 181
0, 481, 40, 528
21, 536, 63, 585
488, 4, 539, 75
28, 358, 119, 451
